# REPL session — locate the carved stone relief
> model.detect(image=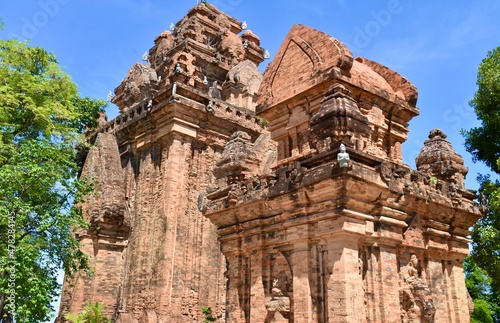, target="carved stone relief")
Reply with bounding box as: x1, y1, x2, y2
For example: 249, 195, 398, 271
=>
399, 255, 436, 323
